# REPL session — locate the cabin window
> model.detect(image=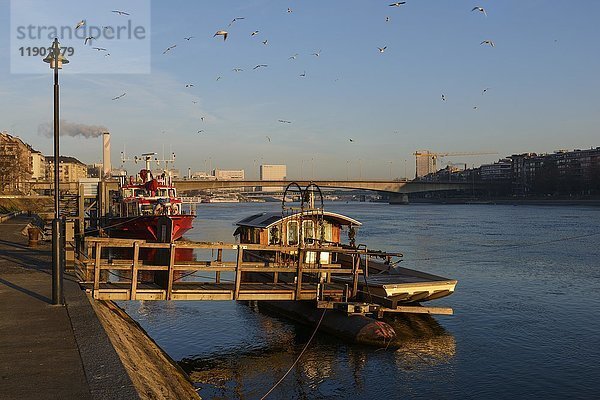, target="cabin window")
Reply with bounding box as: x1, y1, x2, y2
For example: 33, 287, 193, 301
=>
269, 225, 280, 245
324, 223, 333, 242
302, 220, 315, 244
140, 204, 153, 215
169, 189, 176, 197
287, 221, 299, 245
250, 228, 260, 243
127, 203, 137, 217
123, 189, 133, 198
